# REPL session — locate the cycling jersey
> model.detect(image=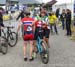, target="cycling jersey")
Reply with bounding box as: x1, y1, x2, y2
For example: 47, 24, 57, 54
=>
35, 16, 50, 29
34, 16, 50, 40
21, 17, 34, 41
35, 20, 43, 27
